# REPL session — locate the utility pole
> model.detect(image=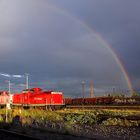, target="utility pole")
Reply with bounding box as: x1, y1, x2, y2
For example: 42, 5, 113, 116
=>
7, 80, 11, 94
6, 80, 11, 122
25, 73, 29, 89
113, 87, 115, 95
5, 80, 11, 93
90, 81, 94, 98
81, 81, 85, 99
